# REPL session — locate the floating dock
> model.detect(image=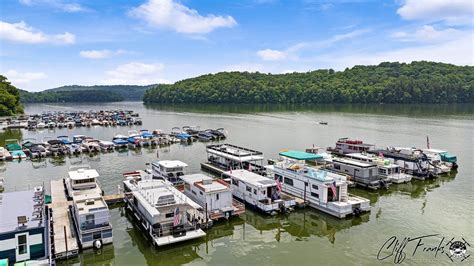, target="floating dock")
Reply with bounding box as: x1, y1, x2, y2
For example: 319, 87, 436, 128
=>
49, 180, 79, 260
200, 162, 226, 176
